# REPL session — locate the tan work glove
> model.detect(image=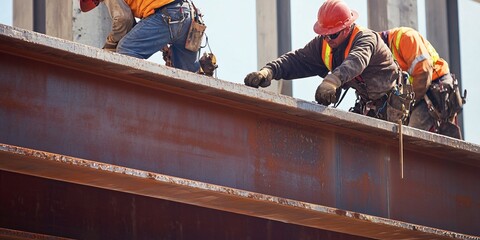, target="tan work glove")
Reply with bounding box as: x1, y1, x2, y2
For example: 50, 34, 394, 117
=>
198, 52, 218, 77
315, 74, 342, 106
244, 68, 273, 88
